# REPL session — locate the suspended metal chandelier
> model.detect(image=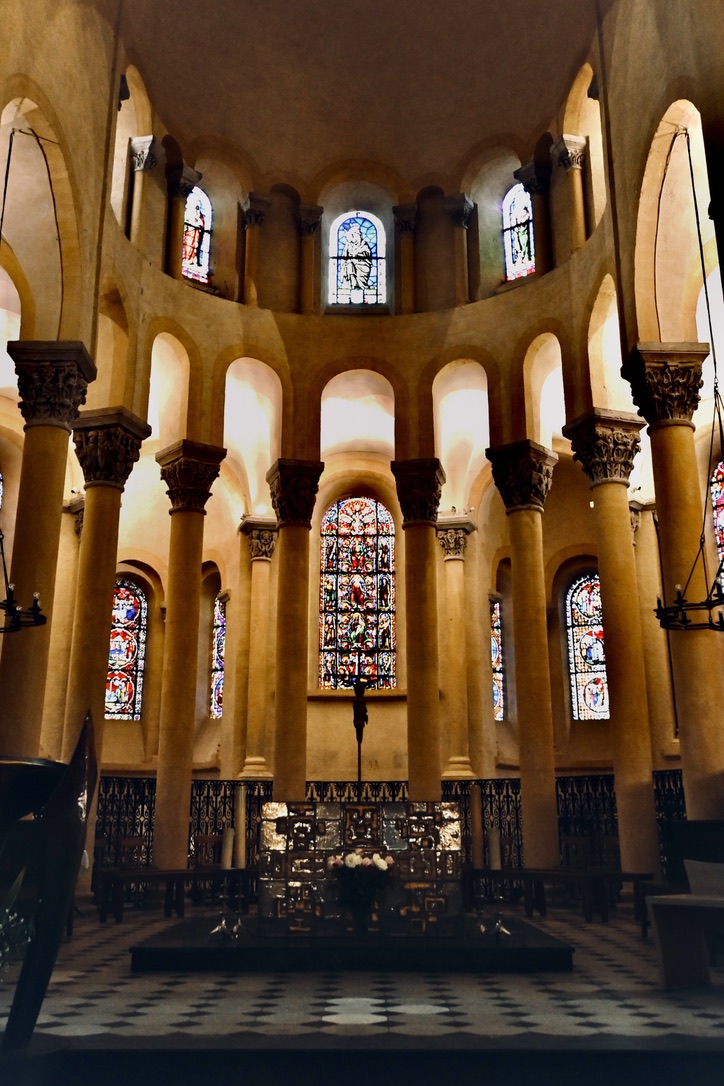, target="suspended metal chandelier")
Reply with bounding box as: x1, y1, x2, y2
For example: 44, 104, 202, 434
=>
0, 528, 46, 634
